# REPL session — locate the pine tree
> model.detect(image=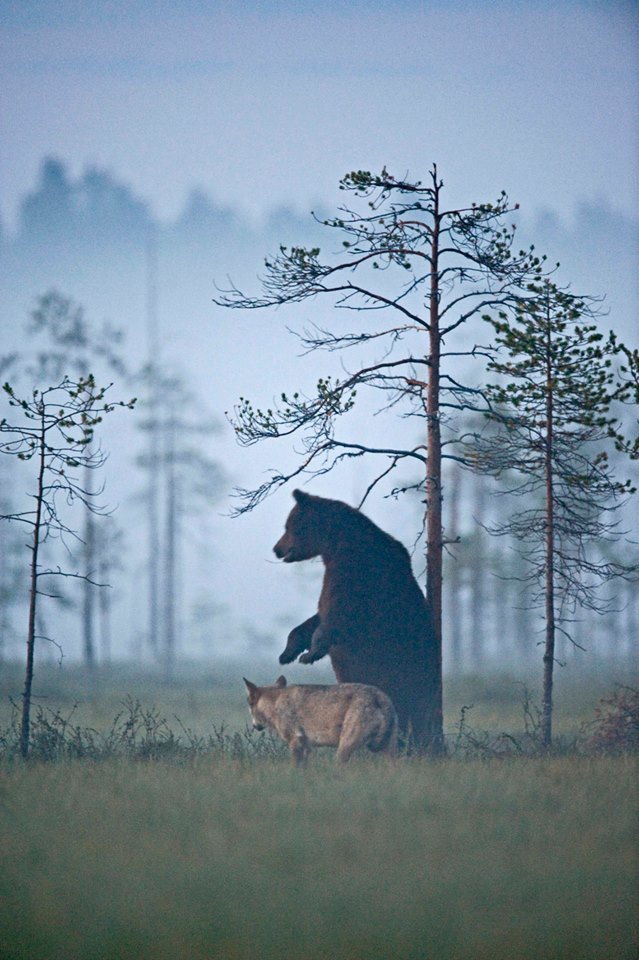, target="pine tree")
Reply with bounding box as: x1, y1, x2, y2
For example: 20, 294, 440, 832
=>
472, 280, 637, 745
0, 376, 135, 756
216, 165, 550, 751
